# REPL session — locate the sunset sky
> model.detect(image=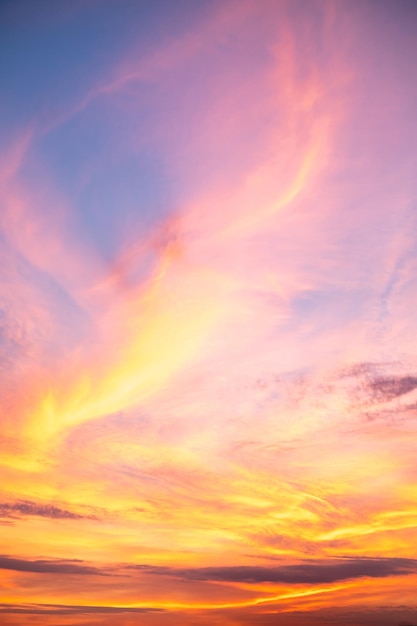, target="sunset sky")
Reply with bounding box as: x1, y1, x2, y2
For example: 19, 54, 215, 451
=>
1, 1, 417, 624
